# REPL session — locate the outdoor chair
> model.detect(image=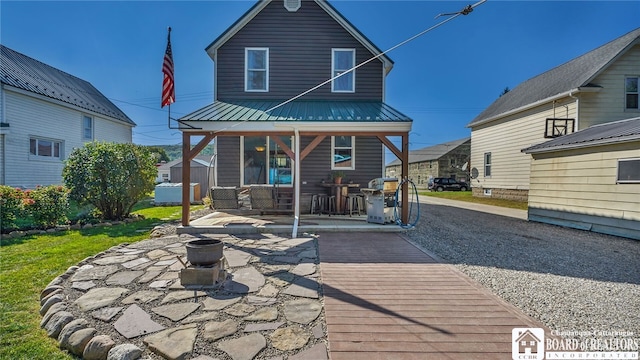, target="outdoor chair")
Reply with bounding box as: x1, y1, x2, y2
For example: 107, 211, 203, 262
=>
210, 187, 240, 209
